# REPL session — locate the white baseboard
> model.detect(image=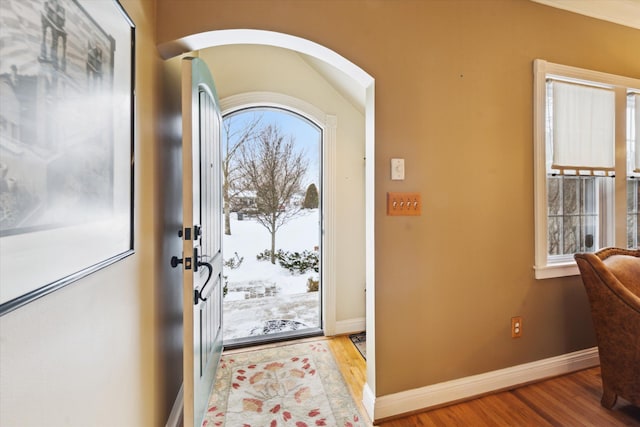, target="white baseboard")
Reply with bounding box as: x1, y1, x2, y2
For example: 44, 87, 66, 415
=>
334, 317, 366, 335
165, 384, 183, 427
370, 347, 599, 422
362, 382, 376, 421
